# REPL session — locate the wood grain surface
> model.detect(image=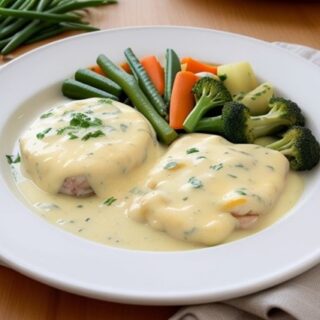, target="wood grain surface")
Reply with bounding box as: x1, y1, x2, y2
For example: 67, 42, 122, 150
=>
1, 0, 320, 319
